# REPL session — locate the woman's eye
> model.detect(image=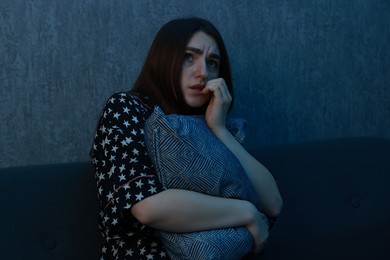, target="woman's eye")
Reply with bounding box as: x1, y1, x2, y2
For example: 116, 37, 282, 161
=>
207, 60, 219, 69
184, 53, 193, 62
